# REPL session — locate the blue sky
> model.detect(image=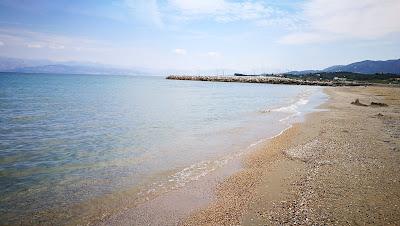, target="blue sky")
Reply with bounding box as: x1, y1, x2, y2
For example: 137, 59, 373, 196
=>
0, 0, 399, 73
